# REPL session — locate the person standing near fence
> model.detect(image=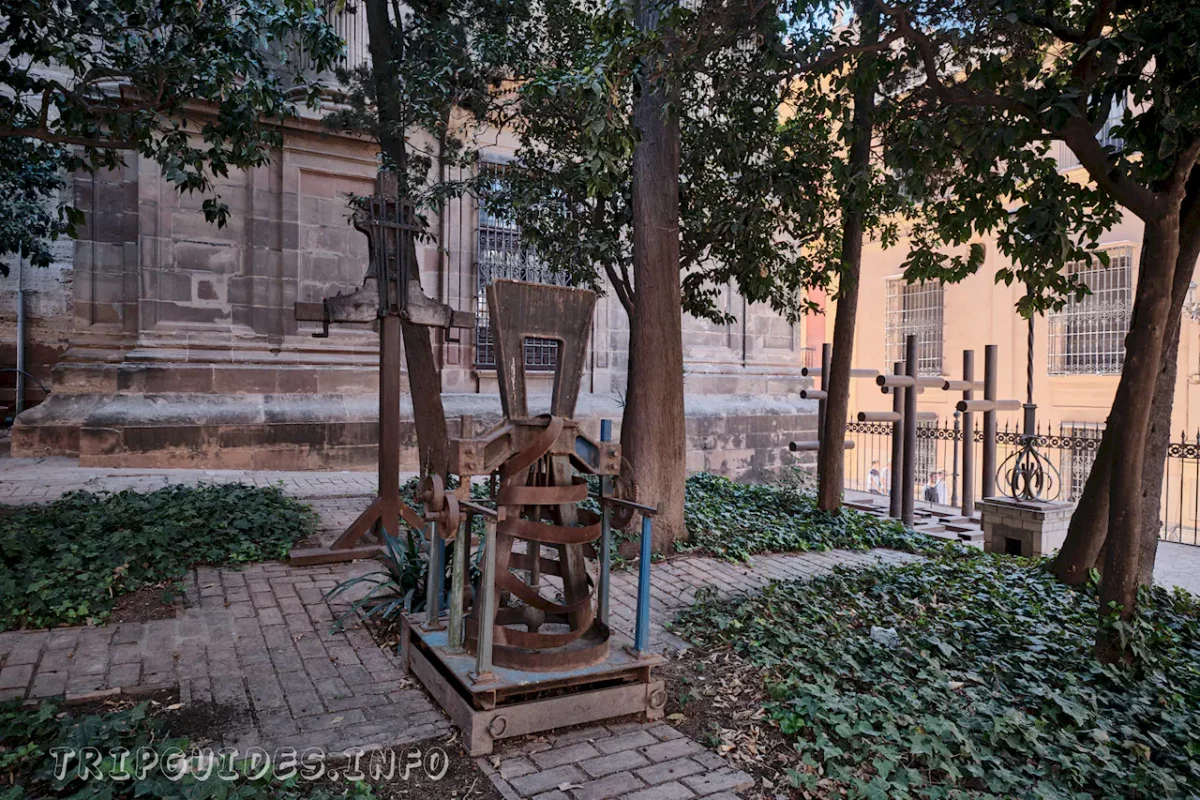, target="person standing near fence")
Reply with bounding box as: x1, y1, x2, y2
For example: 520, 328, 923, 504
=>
869, 461, 885, 494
